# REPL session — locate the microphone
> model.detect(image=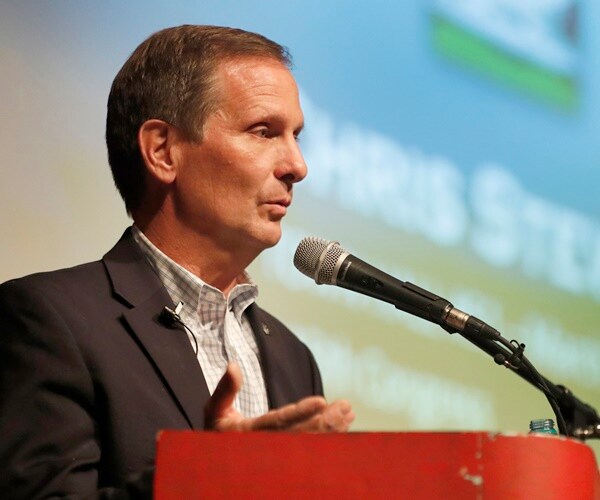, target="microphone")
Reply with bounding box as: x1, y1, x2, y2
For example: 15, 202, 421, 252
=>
294, 237, 583, 439
158, 301, 199, 354
293, 236, 500, 339
158, 301, 184, 327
